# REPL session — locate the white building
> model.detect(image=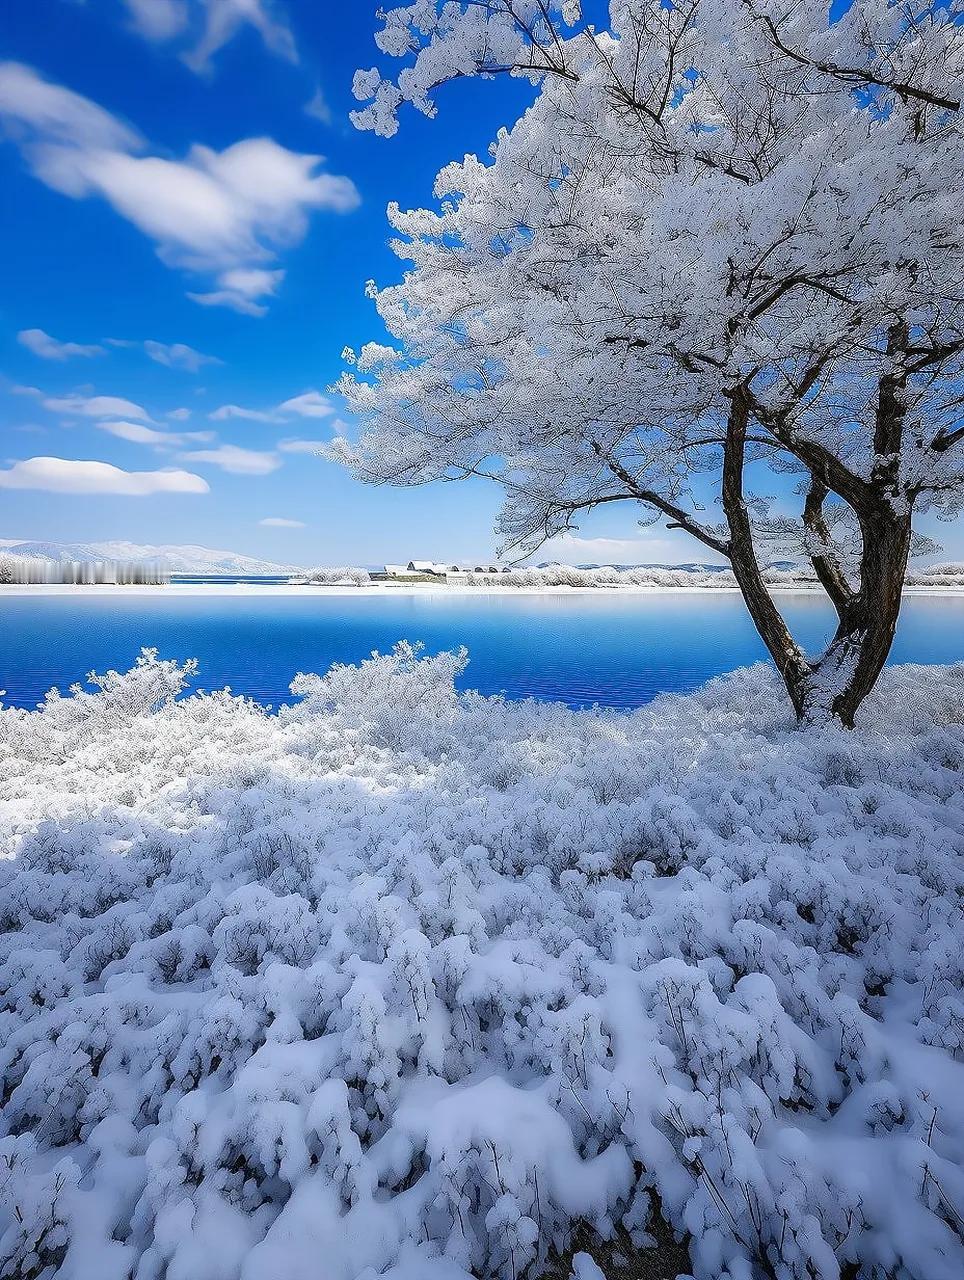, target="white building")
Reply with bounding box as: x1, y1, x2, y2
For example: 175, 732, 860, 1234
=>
383, 561, 512, 580
408, 560, 450, 576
